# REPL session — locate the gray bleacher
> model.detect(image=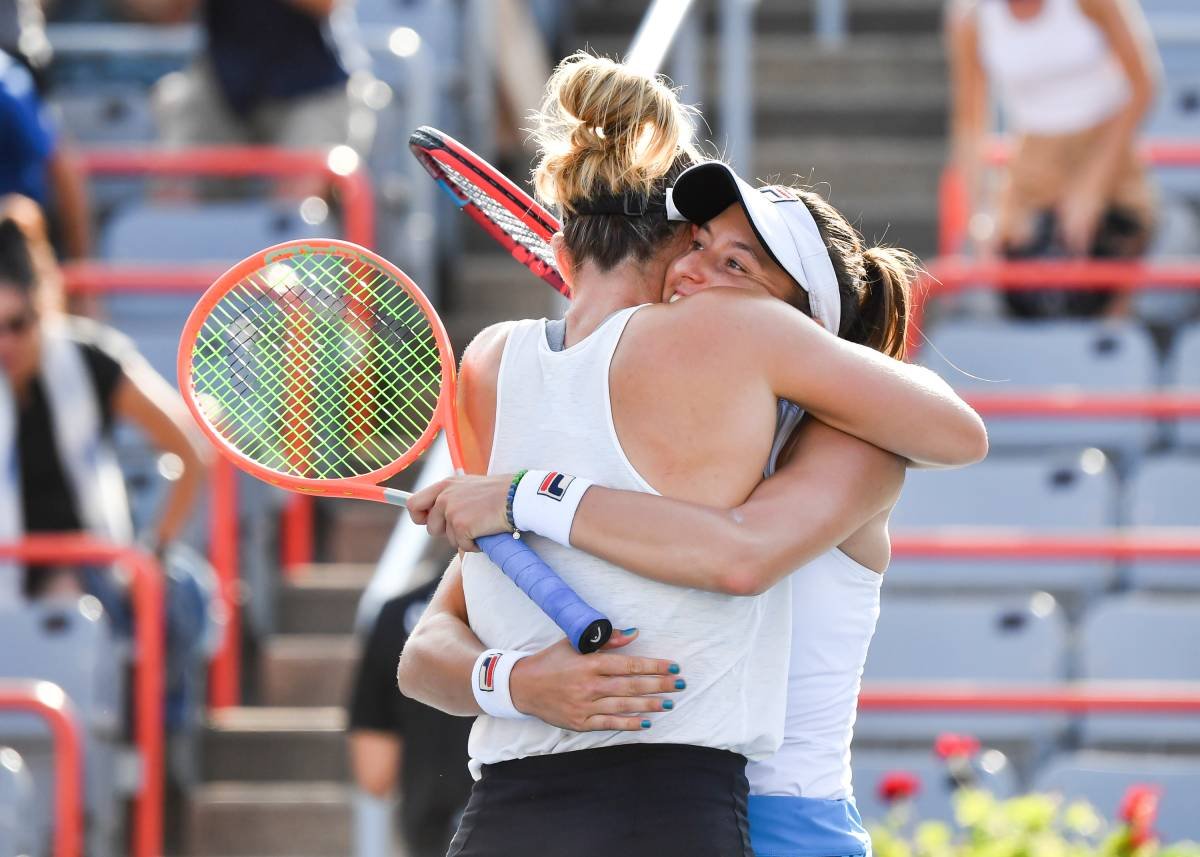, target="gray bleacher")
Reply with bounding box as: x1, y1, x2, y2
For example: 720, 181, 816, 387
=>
1168, 322, 1200, 446
0, 598, 125, 857
851, 747, 1018, 825
0, 747, 36, 857
1078, 594, 1200, 748
920, 320, 1159, 458
888, 450, 1119, 598
51, 84, 156, 145
1034, 751, 1200, 841
1126, 454, 1200, 590
855, 593, 1070, 766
